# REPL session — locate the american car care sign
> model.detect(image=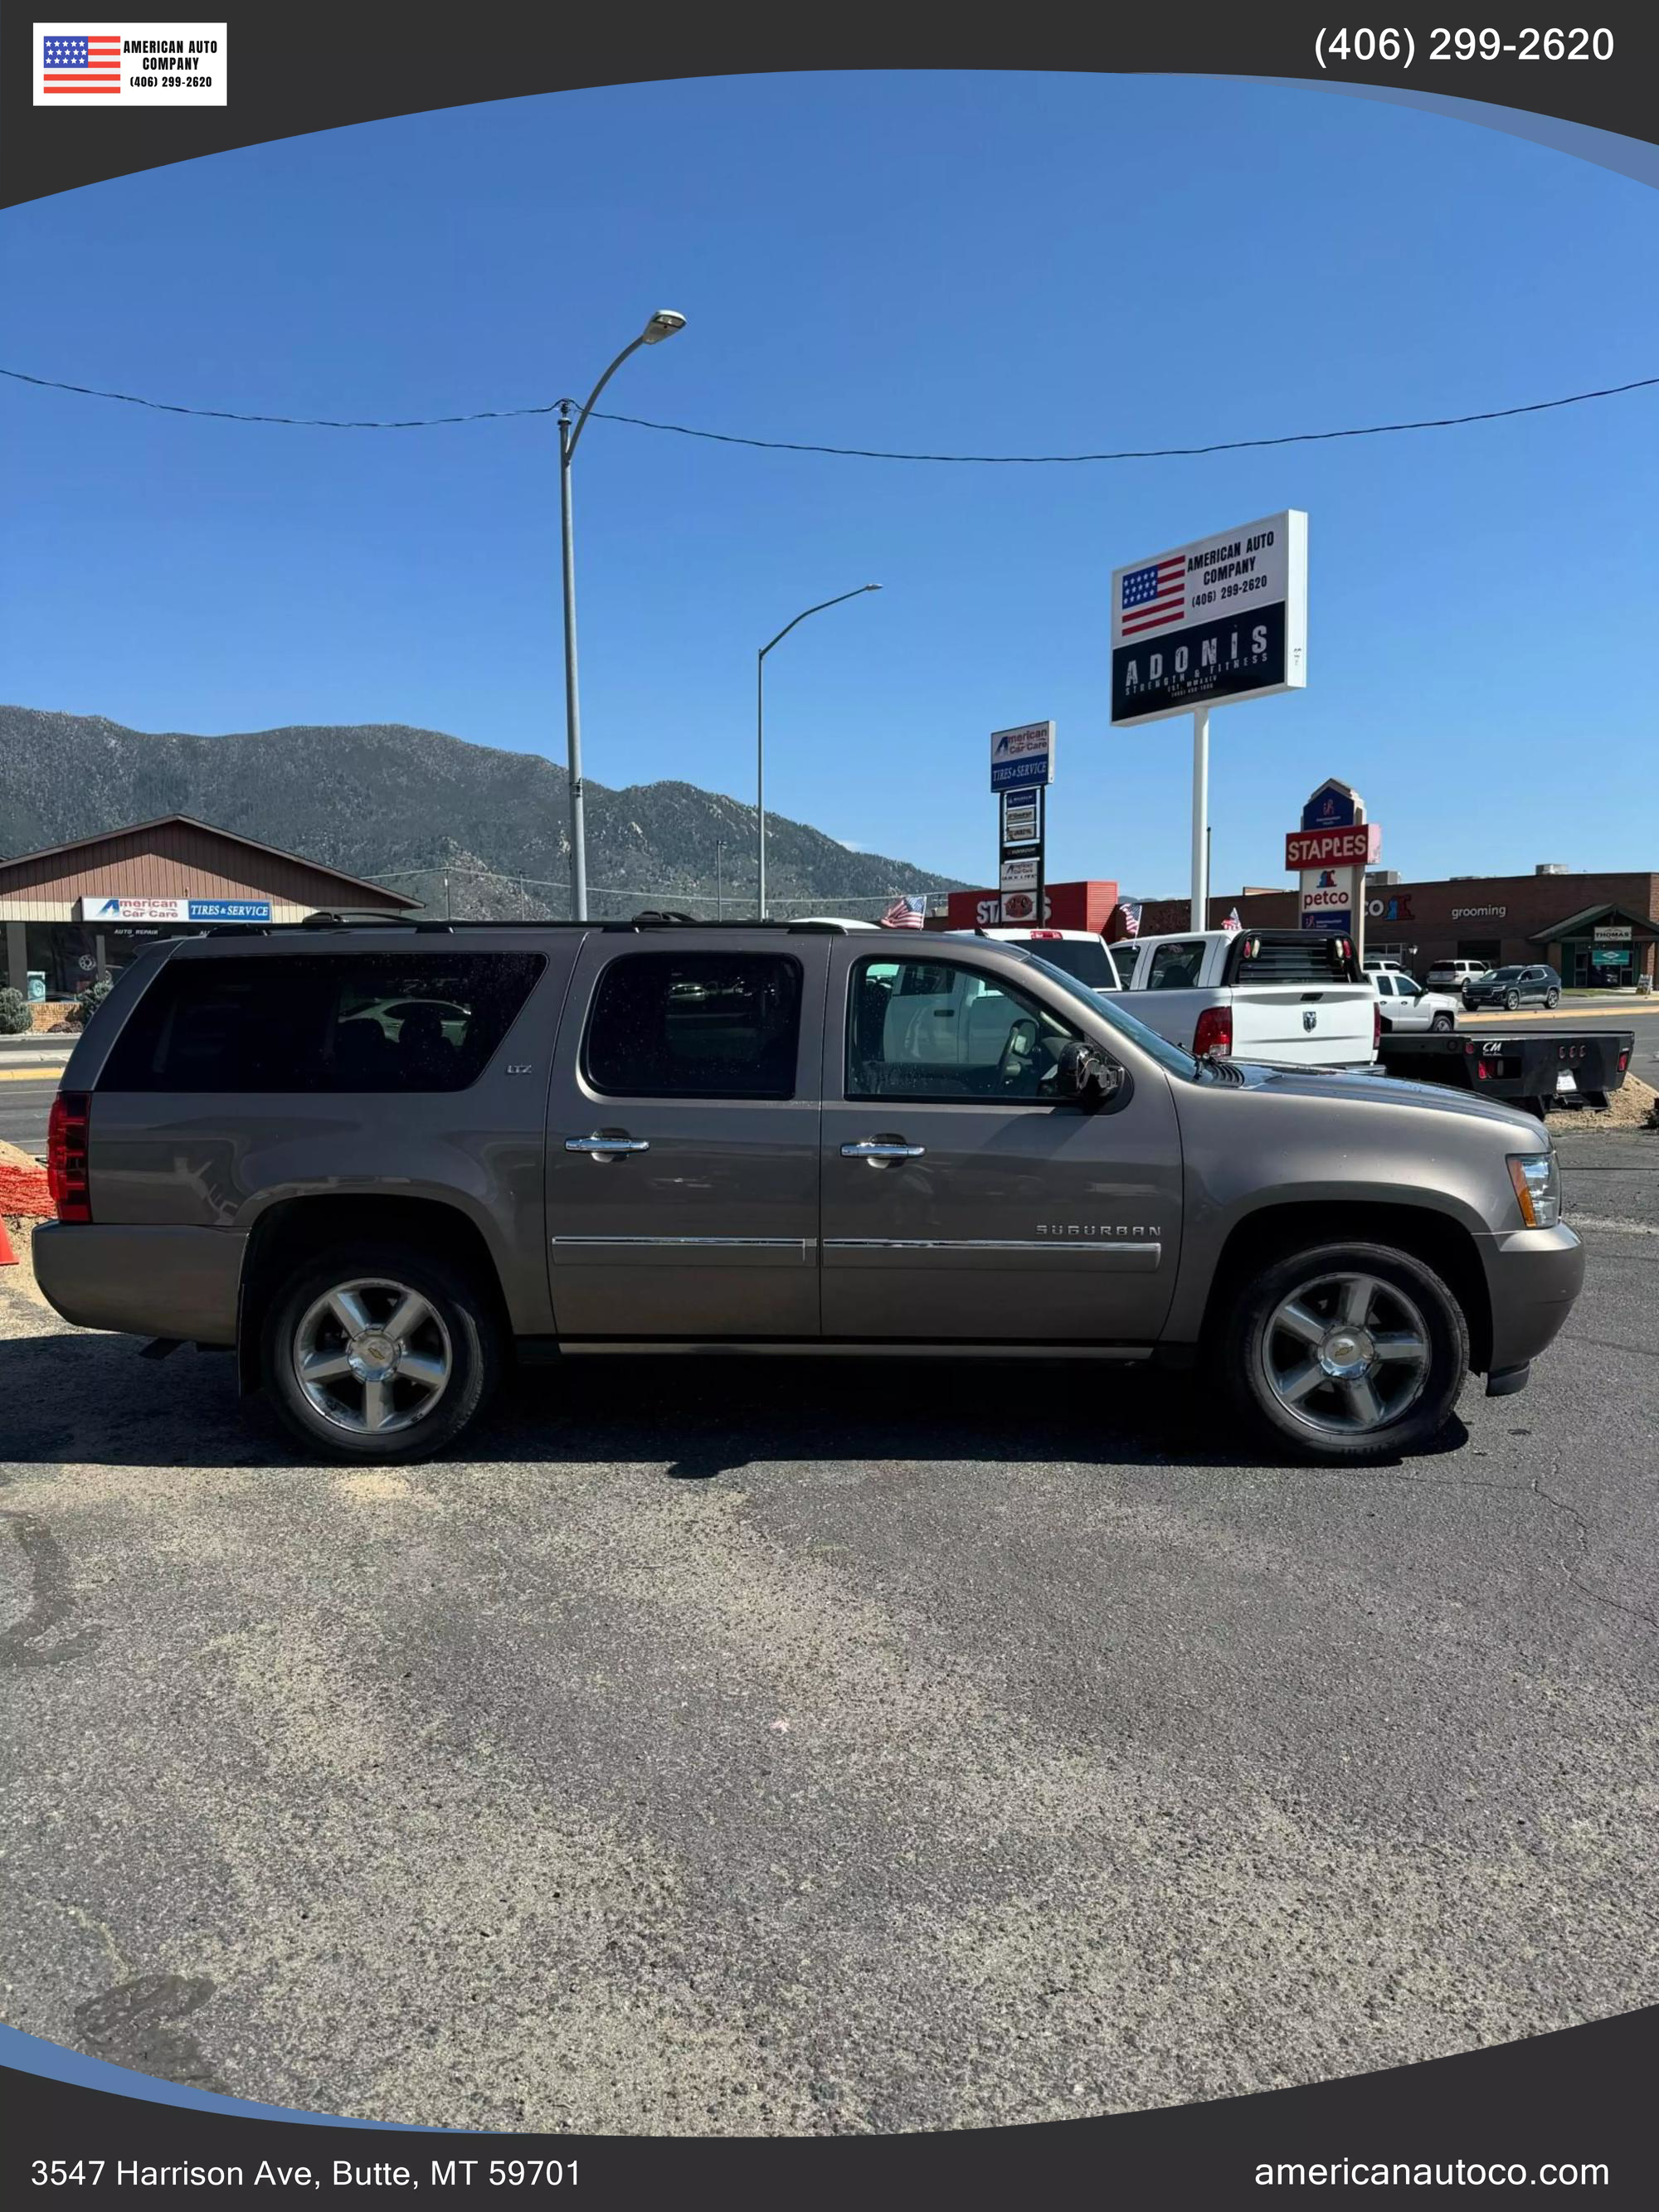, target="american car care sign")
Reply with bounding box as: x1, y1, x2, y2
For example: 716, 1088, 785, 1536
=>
1110, 510, 1307, 727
